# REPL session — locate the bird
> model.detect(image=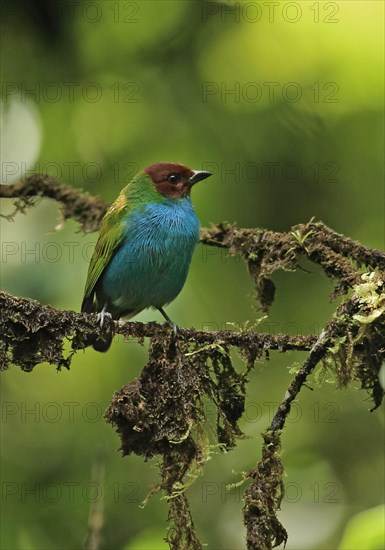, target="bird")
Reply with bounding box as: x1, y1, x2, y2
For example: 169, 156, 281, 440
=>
81, 162, 212, 351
